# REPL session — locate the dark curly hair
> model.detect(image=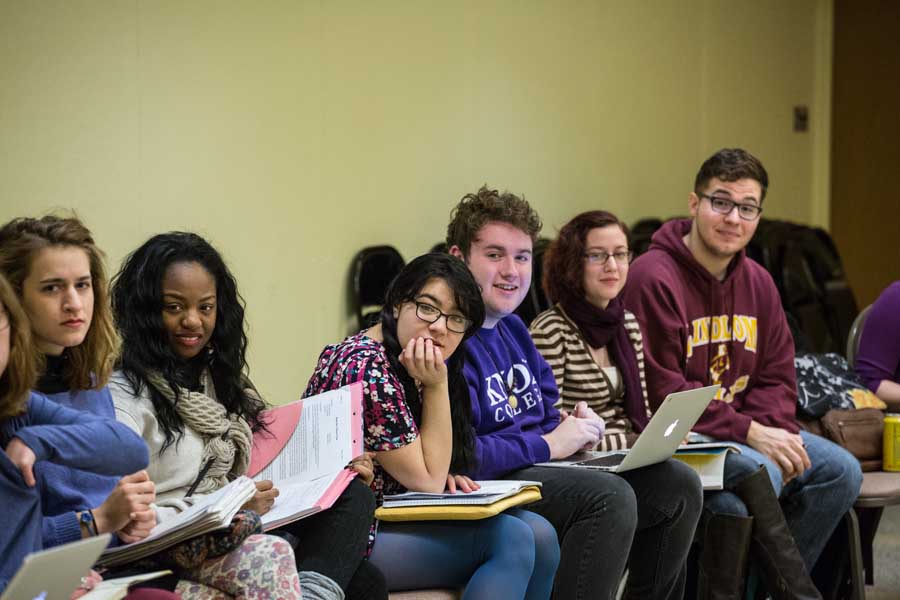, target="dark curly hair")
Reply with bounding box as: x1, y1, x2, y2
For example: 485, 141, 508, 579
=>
379, 253, 485, 474
543, 211, 629, 307
446, 185, 542, 258
694, 148, 769, 202
110, 232, 265, 449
